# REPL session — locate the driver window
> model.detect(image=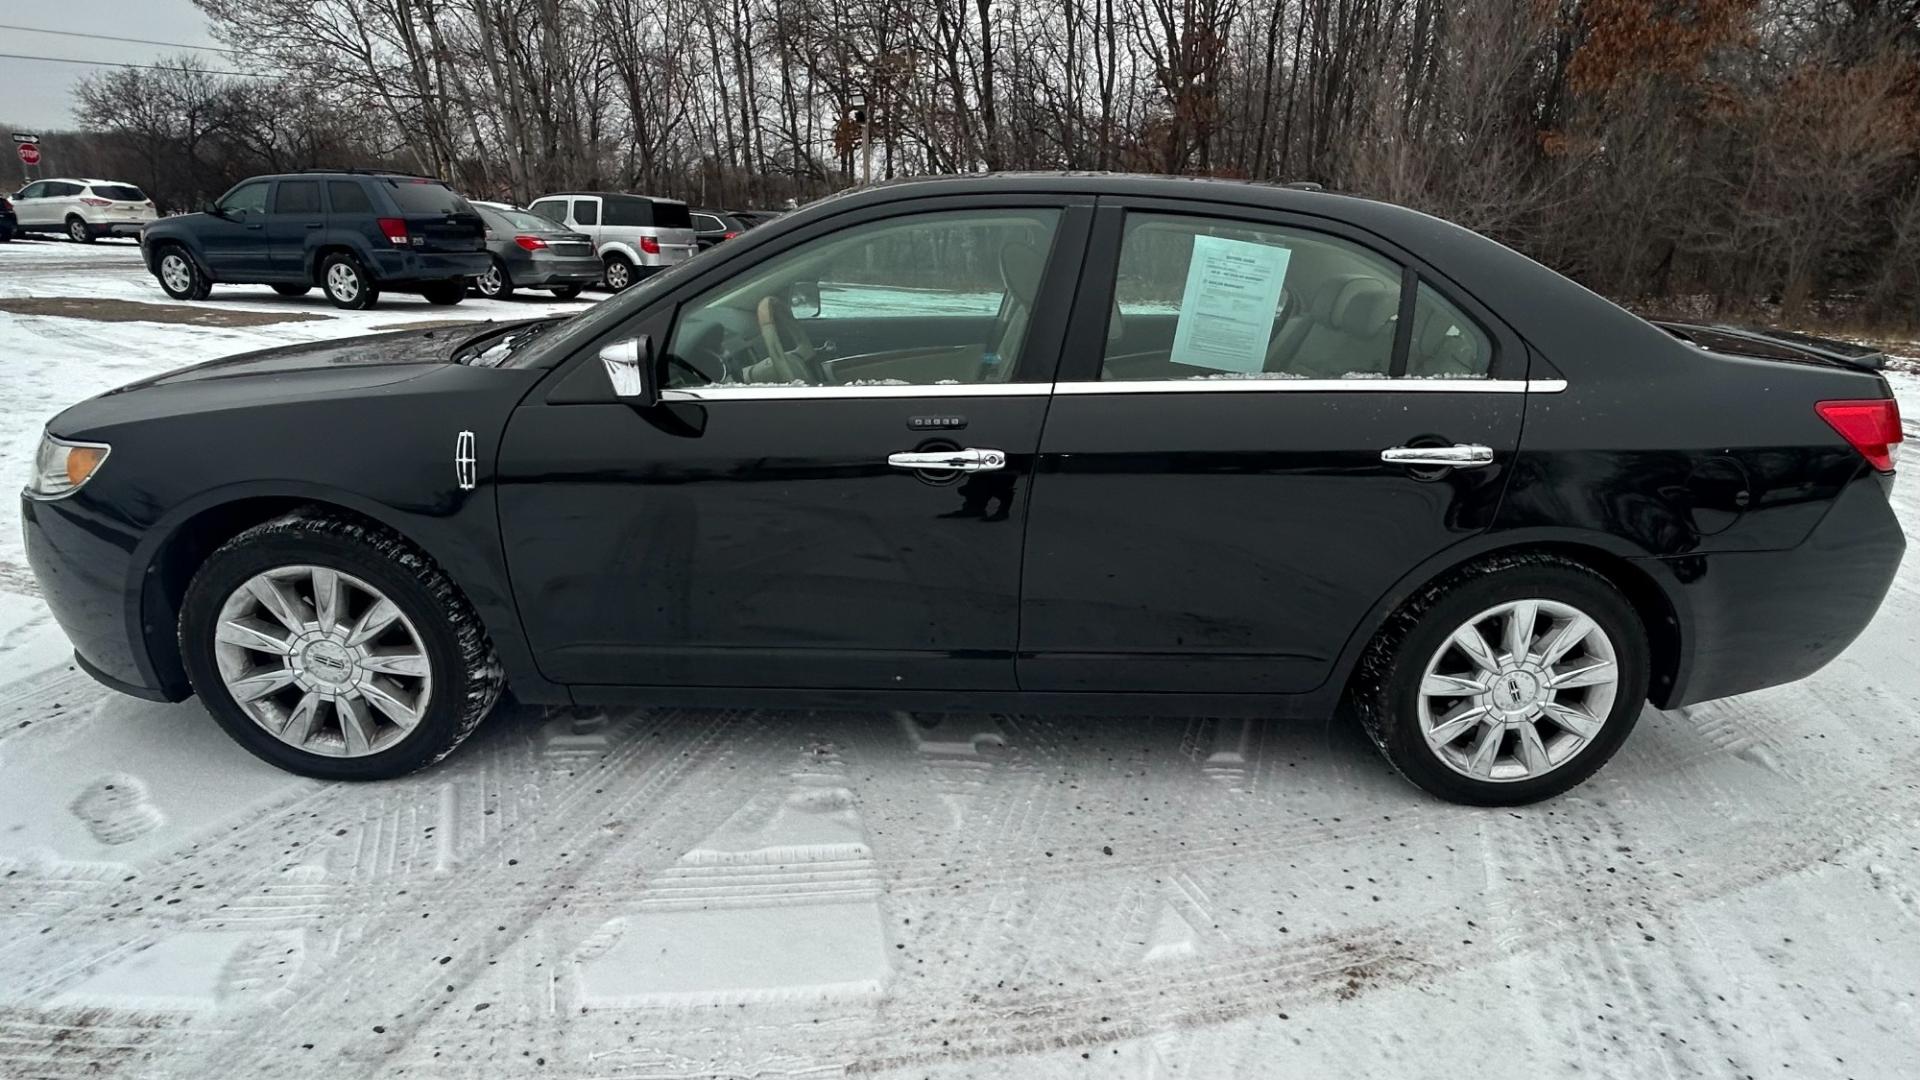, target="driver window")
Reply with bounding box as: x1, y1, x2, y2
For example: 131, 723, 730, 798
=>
665, 208, 1061, 389
221, 182, 269, 216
